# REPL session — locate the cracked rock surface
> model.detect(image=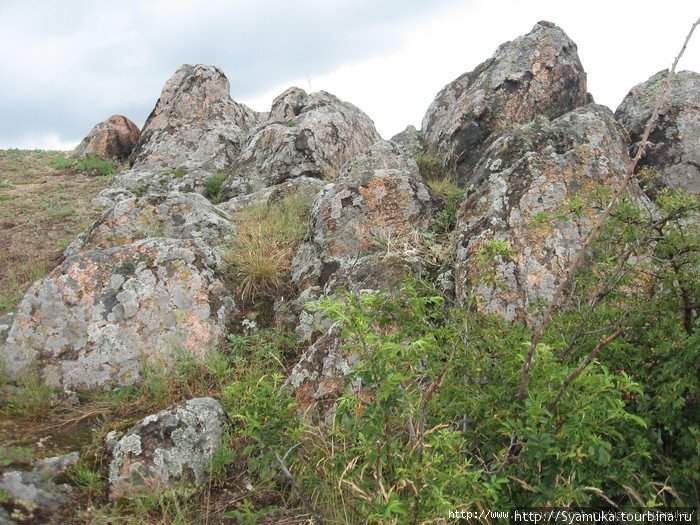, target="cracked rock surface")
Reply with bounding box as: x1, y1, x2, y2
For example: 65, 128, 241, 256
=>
422, 21, 589, 185
107, 397, 226, 500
